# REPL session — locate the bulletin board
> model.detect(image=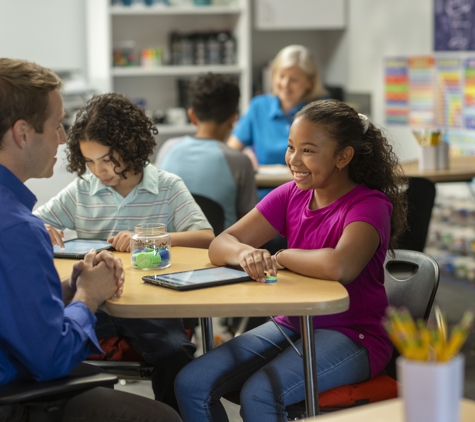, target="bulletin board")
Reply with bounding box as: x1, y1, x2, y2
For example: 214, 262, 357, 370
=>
434, 0, 475, 51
